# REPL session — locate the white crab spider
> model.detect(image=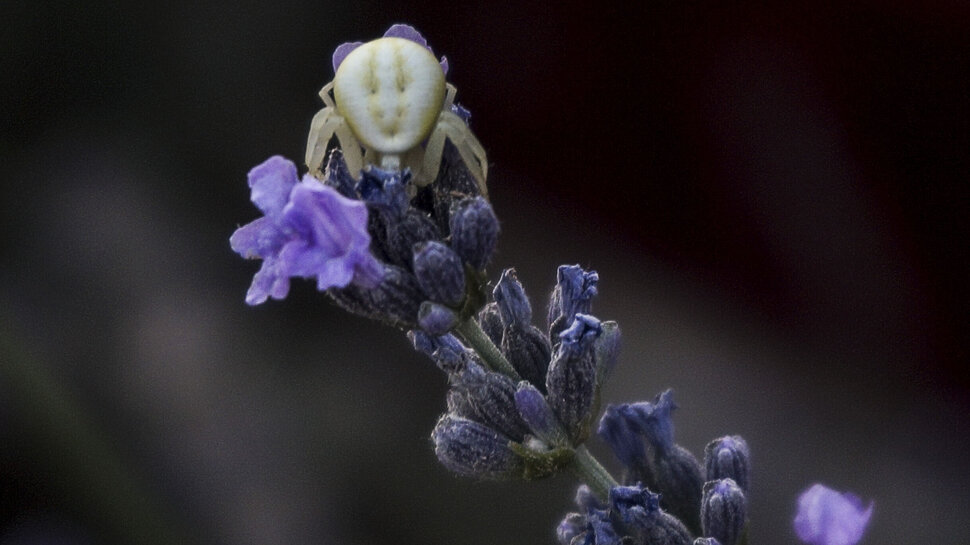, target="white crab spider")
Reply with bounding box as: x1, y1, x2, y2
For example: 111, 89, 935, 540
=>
305, 36, 489, 196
